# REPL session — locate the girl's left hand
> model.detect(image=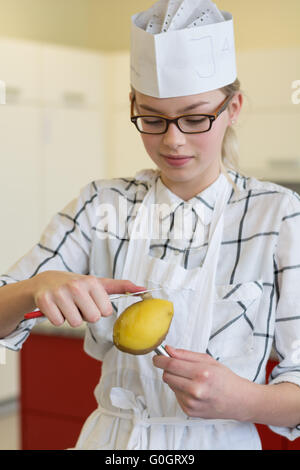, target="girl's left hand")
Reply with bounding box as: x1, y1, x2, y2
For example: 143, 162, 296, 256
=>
152, 346, 257, 422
